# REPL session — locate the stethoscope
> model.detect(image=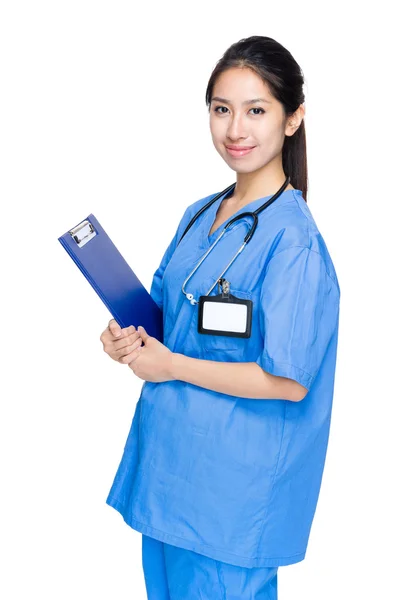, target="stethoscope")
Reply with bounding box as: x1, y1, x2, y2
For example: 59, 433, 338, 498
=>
179, 175, 291, 305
